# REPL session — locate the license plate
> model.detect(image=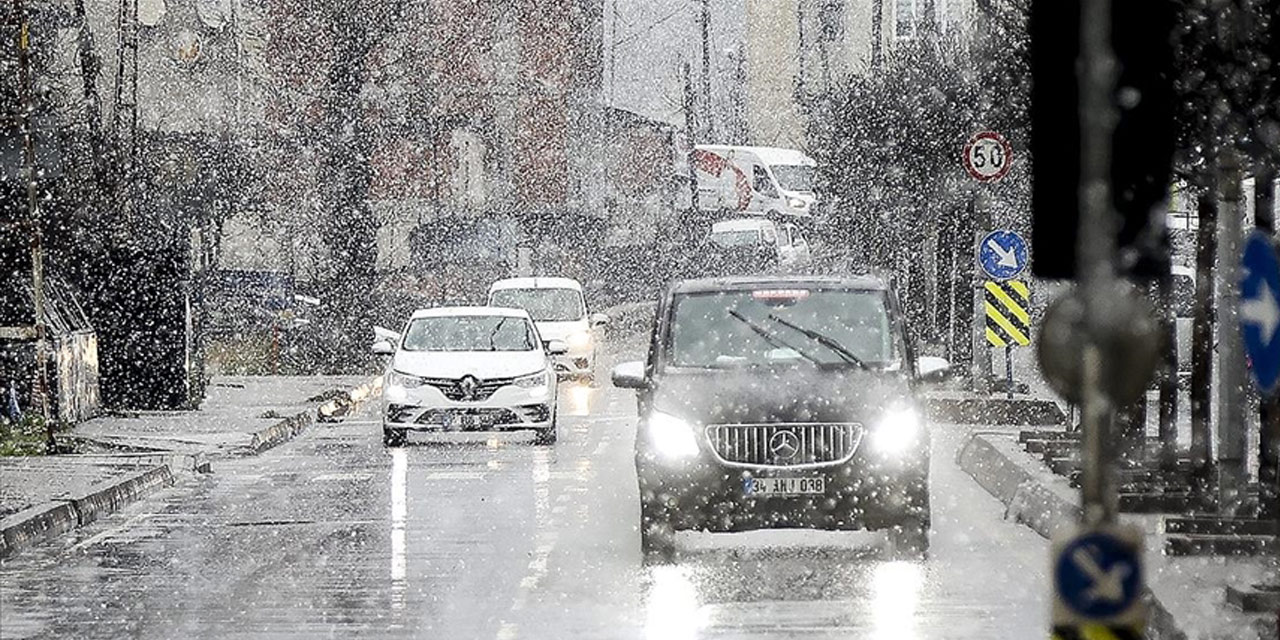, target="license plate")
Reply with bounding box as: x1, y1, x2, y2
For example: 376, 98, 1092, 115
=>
446, 413, 479, 430
744, 476, 825, 496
